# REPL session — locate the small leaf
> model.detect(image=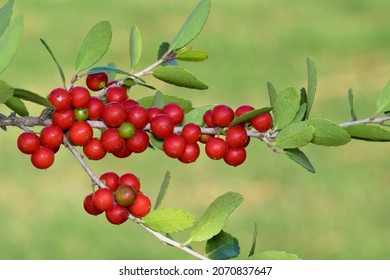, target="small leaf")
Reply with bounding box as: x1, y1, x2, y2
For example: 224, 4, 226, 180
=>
176, 49, 208, 62
186, 192, 243, 243
0, 15, 23, 74
5, 96, 28, 116
229, 107, 273, 127
158, 42, 170, 60
153, 66, 208, 90
274, 121, 314, 149
152, 90, 165, 109
293, 103, 307, 123
267, 81, 277, 107
123, 76, 156, 90
137, 93, 193, 113
169, 0, 211, 51
248, 222, 258, 257
248, 250, 300, 260
148, 132, 164, 151
284, 148, 315, 173
75, 21, 112, 72
87, 66, 130, 76
0, 0, 13, 37
182, 104, 214, 125
273, 87, 300, 130
0, 80, 14, 103
154, 171, 171, 210
375, 80, 390, 117
206, 231, 240, 260
344, 124, 390, 142
306, 57, 317, 119
40, 38, 66, 88
142, 208, 196, 234
348, 88, 358, 121
13, 88, 54, 109
129, 24, 142, 71
307, 118, 351, 146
